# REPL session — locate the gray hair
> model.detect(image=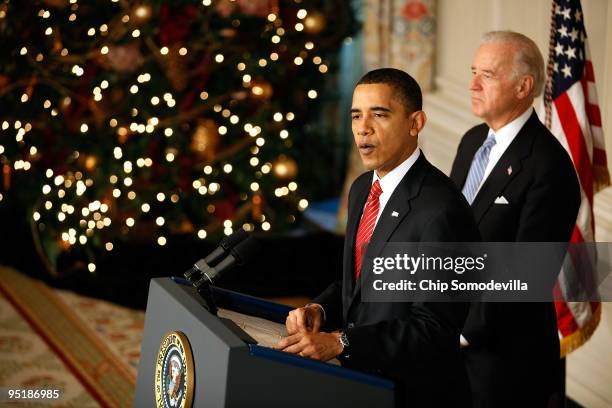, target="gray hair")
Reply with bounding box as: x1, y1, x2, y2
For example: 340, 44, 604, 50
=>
481, 31, 545, 97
